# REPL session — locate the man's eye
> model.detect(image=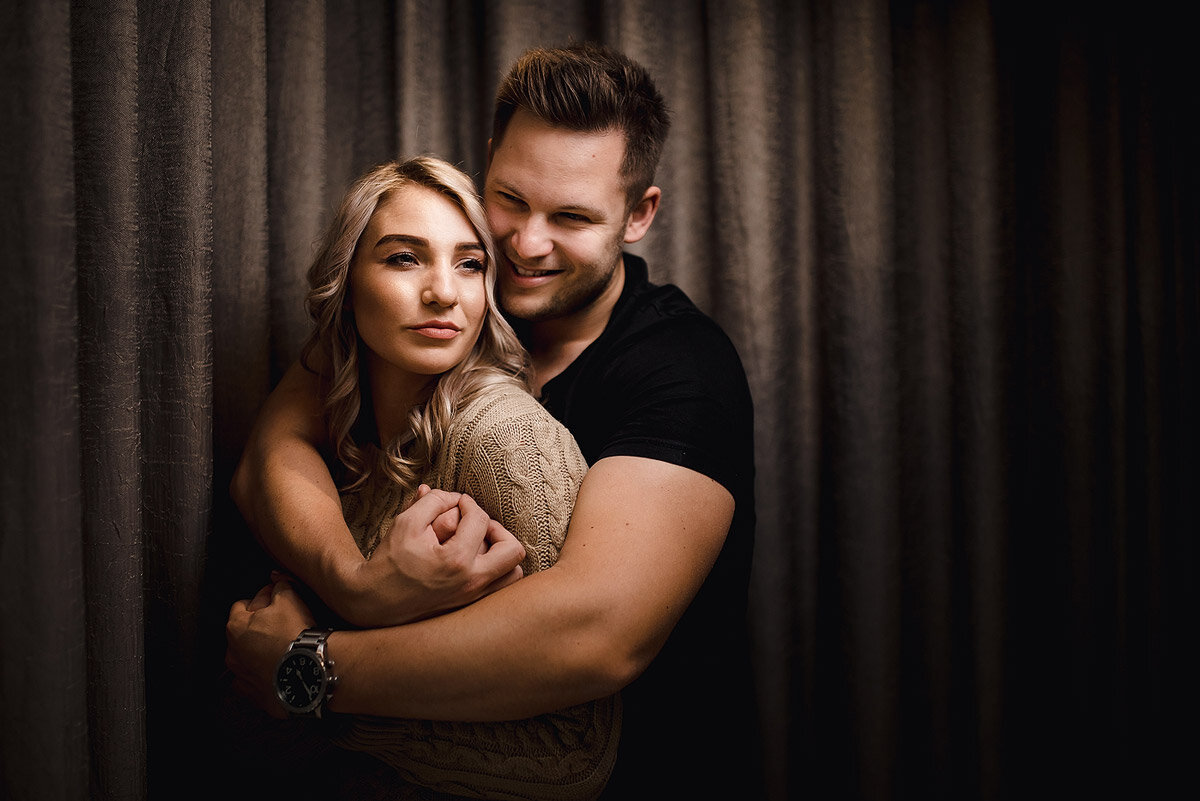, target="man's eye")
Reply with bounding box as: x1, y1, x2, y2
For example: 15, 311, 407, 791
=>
498, 192, 526, 208
559, 212, 590, 224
